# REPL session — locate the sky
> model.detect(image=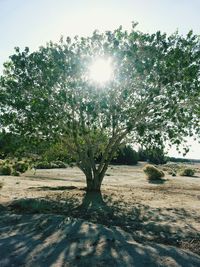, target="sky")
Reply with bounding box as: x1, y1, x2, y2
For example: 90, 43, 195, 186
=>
0, 0, 200, 159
